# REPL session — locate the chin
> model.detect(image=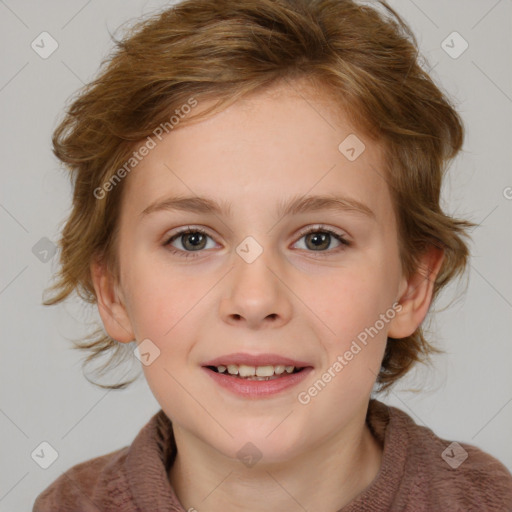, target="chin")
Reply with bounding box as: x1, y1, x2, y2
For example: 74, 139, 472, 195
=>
216, 423, 308, 465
